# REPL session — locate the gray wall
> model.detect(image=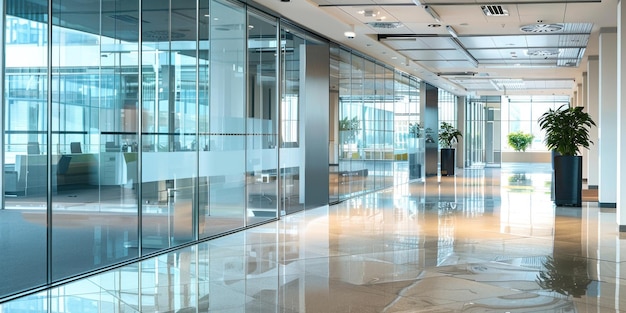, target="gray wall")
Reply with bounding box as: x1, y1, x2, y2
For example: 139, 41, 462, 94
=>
303, 44, 330, 208
422, 83, 439, 176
